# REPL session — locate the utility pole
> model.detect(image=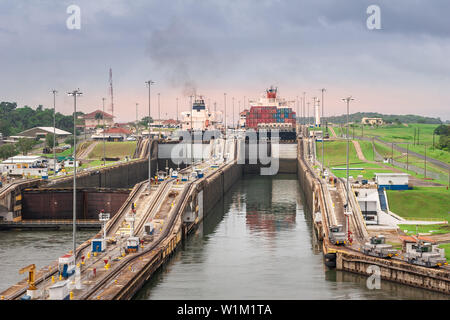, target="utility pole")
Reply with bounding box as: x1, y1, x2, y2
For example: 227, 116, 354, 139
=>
224, 93, 227, 137
52, 90, 57, 177
342, 97, 354, 210
68, 89, 82, 259
232, 97, 235, 132
307, 102, 310, 127
406, 143, 409, 171
145, 80, 155, 190
303, 92, 306, 126
424, 145, 427, 179
417, 128, 420, 145
136, 102, 139, 137
158, 93, 161, 140
176, 98, 179, 123
391, 142, 394, 167
190, 95, 194, 169
319, 89, 325, 175
102, 98, 106, 166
